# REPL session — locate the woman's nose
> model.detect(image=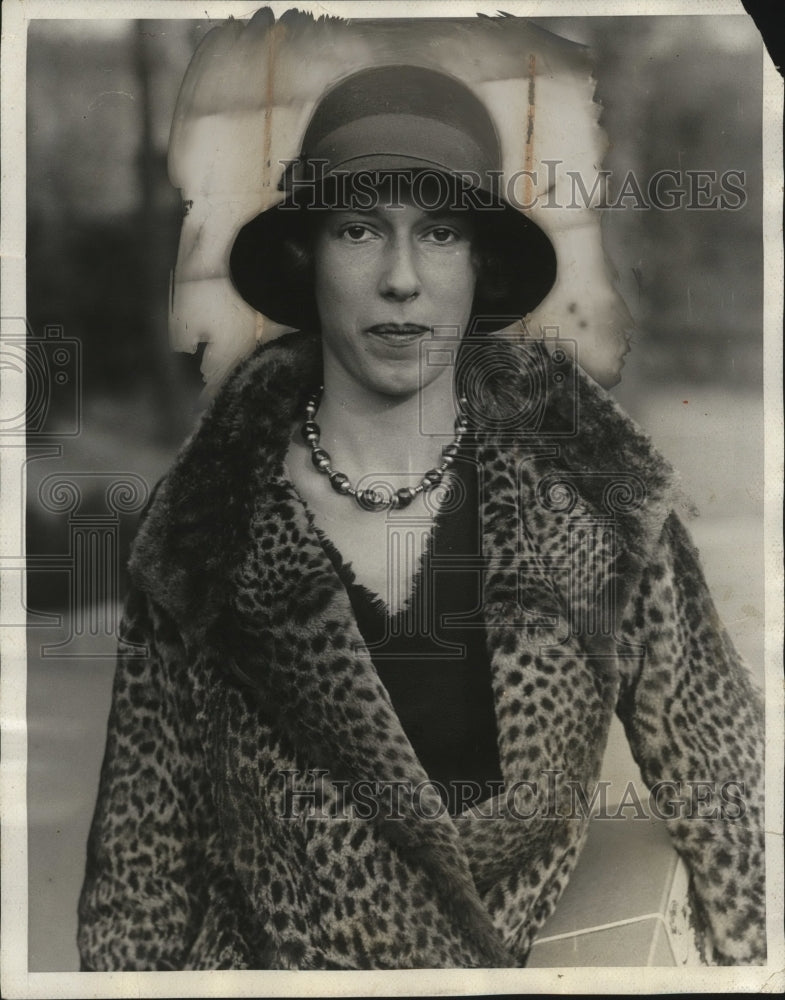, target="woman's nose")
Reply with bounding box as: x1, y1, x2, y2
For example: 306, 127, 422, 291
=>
378, 238, 421, 301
